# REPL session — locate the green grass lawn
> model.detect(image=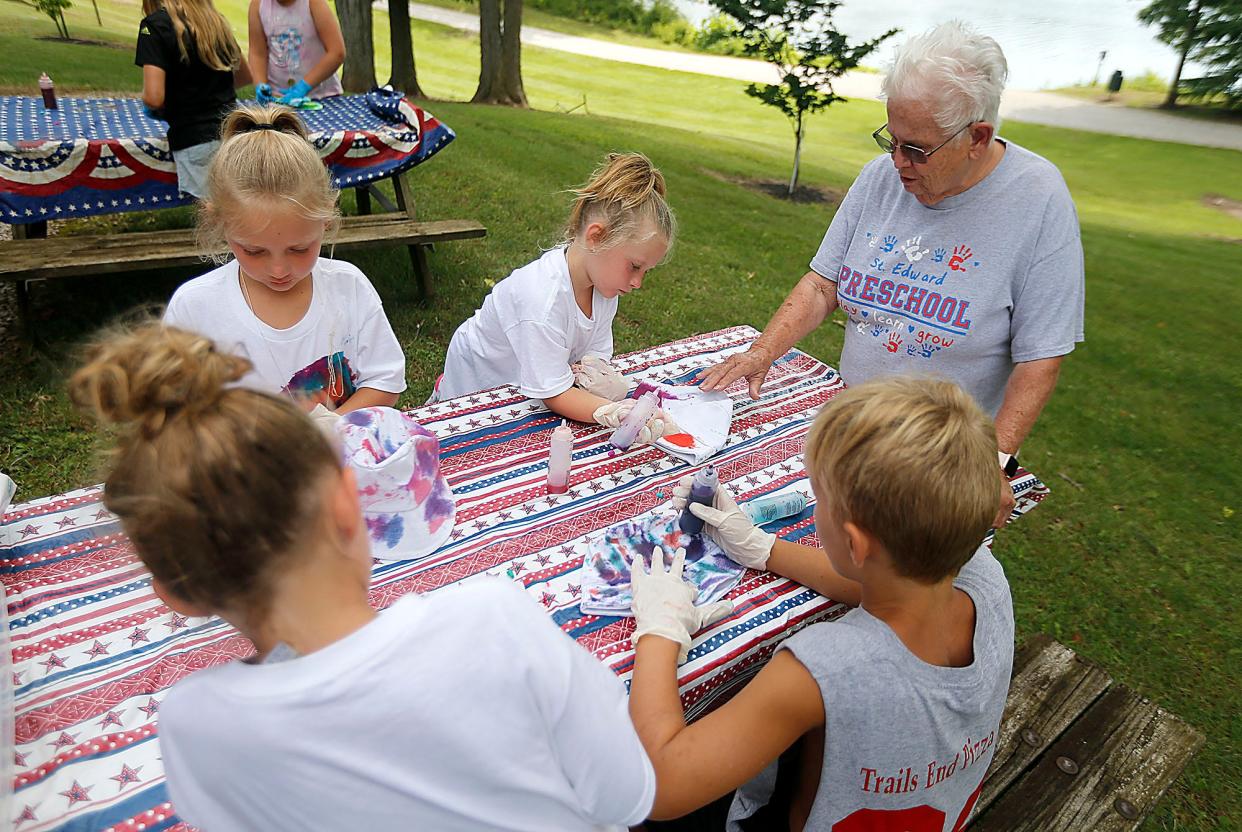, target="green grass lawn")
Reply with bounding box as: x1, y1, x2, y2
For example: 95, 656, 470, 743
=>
1053, 84, 1242, 125
2, 1, 1240, 829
